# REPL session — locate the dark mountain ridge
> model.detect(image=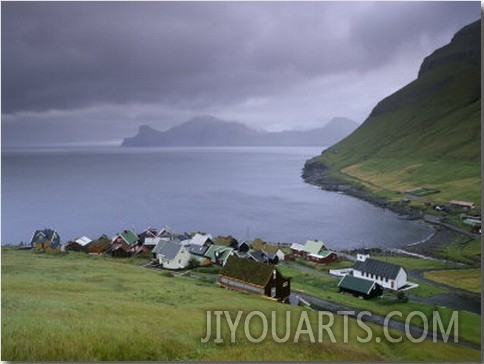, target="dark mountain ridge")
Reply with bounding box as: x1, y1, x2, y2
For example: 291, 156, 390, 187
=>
122, 115, 358, 147
303, 19, 480, 205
